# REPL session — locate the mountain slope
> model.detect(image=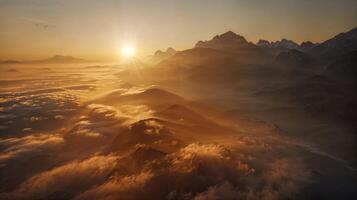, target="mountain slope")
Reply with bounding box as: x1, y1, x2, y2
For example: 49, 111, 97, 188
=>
324, 50, 357, 86
308, 27, 357, 61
